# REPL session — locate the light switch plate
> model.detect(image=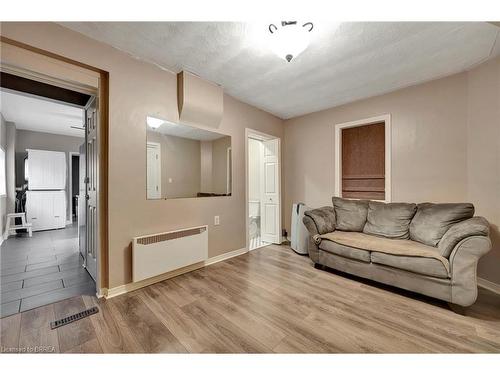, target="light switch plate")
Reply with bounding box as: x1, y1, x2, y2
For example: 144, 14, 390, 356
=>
214, 216, 220, 225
